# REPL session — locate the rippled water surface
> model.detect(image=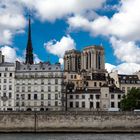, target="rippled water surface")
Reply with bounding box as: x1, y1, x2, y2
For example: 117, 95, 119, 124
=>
0, 133, 140, 140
